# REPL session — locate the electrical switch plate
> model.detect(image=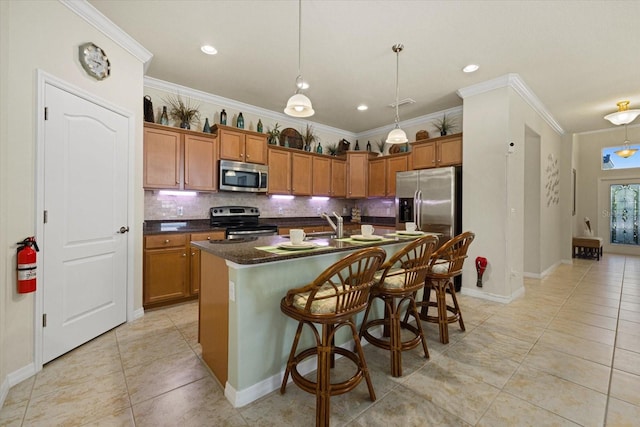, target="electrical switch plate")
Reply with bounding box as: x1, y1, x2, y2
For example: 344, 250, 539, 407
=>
229, 281, 235, 301
278, 207, 283, 215
177, 206, 183, 216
